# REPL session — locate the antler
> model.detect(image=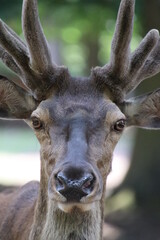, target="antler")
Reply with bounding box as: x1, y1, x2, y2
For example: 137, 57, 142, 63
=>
0, 0, 68, 100
22, 0, 53, 73
92, 0, 160, 103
